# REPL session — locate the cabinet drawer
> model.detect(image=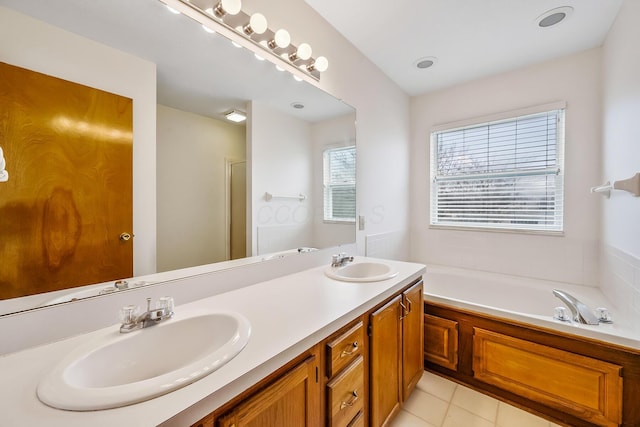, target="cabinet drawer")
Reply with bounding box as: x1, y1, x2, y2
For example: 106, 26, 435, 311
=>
326, 321, 364, 378
327, 355, 364, 427
473, 328, 622, 427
